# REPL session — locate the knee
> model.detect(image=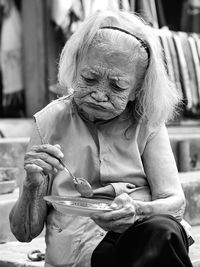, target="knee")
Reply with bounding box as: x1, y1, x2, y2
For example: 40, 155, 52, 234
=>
137, 214, 185, 244
143, 214, 179, 231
